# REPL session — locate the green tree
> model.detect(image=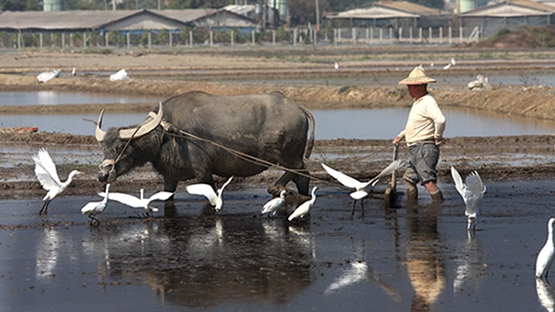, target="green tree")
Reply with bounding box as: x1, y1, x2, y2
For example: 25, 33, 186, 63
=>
0, 0, 41, 10
411, 0, 444, 10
